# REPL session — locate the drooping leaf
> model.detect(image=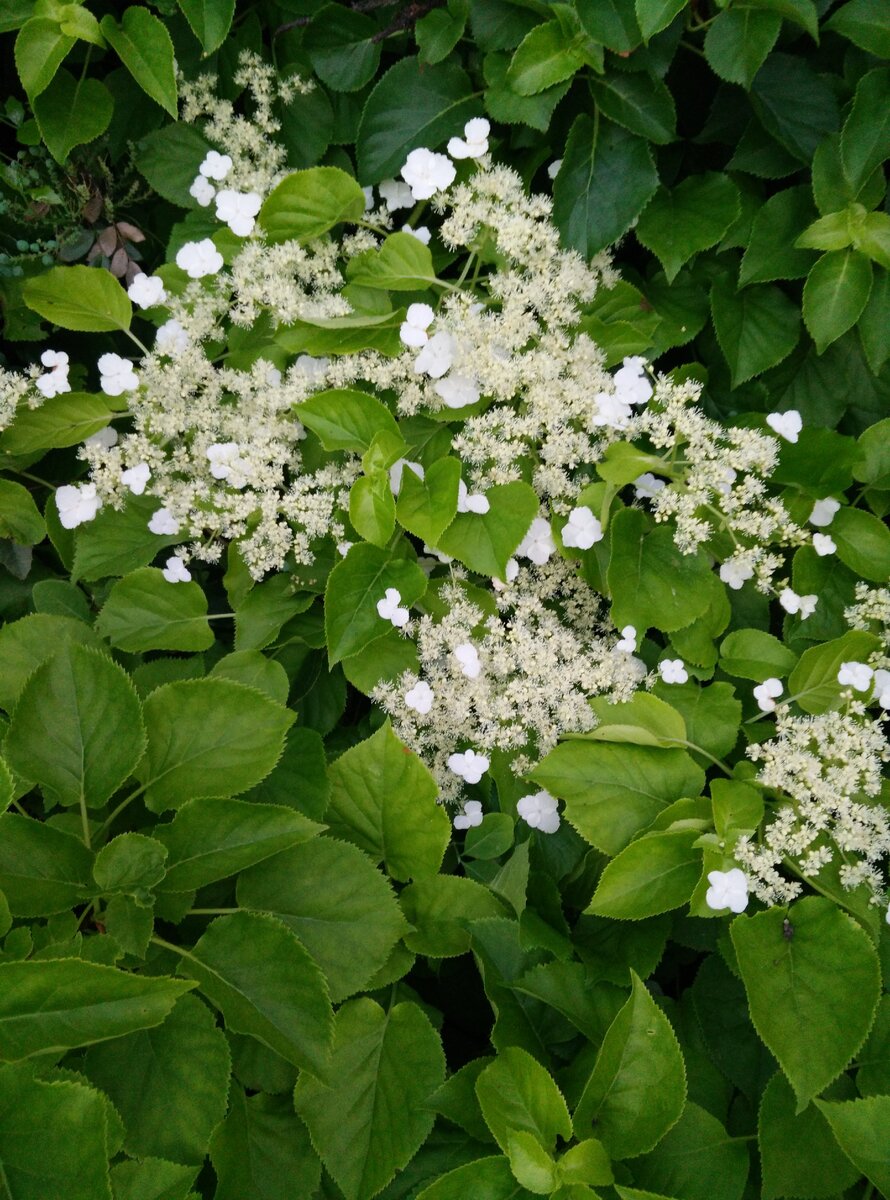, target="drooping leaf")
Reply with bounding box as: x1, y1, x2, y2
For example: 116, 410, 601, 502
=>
175, 0, 236, 54
99, 6, 178, 117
